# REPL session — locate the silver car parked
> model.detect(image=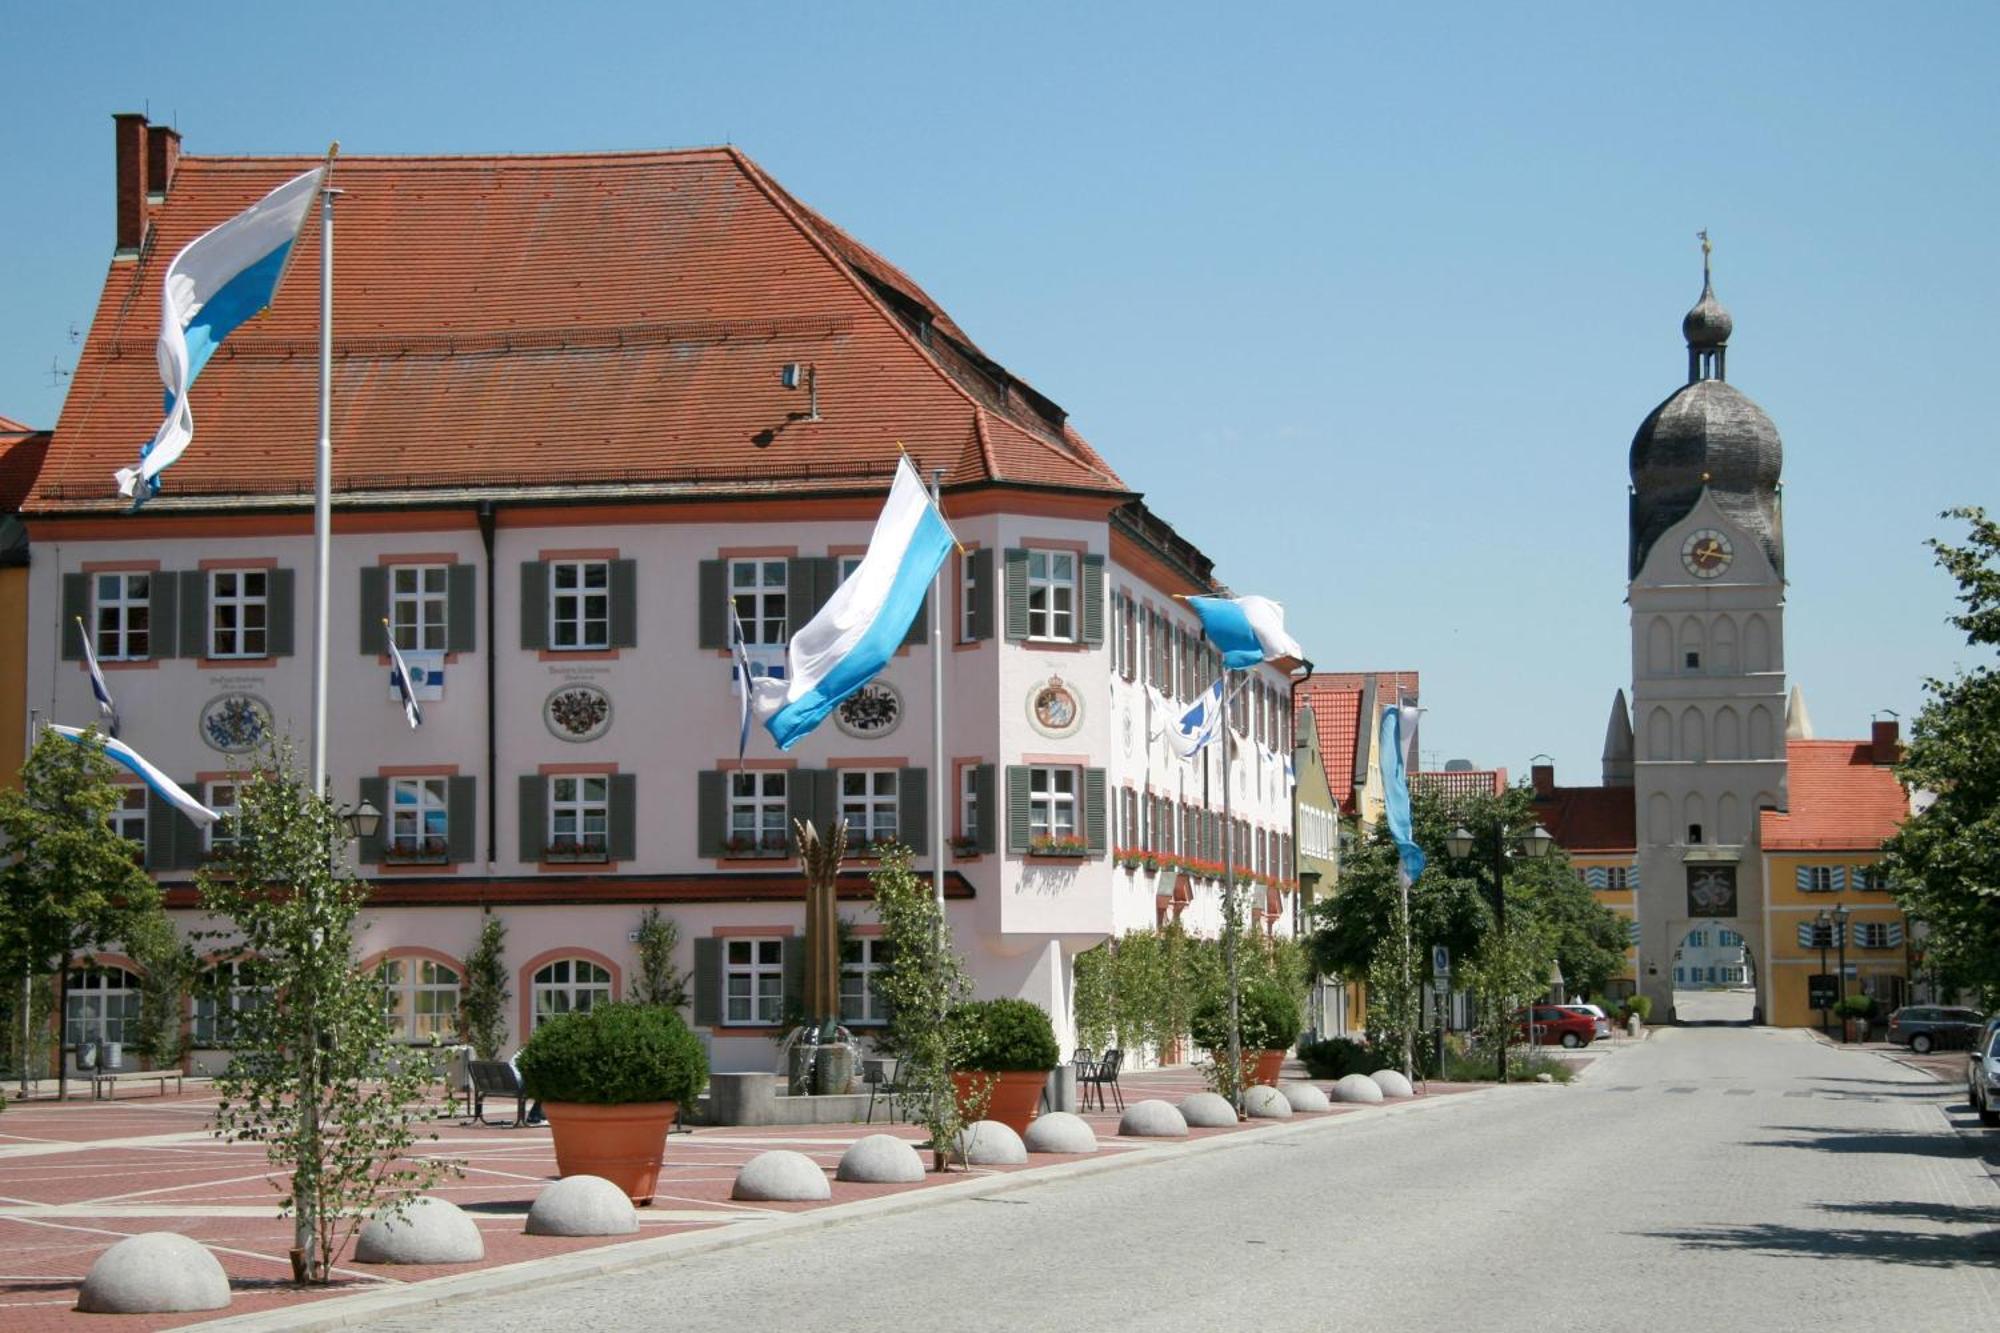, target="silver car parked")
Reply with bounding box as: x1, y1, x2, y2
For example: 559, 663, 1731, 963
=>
1968, 1030, 2000, 1128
